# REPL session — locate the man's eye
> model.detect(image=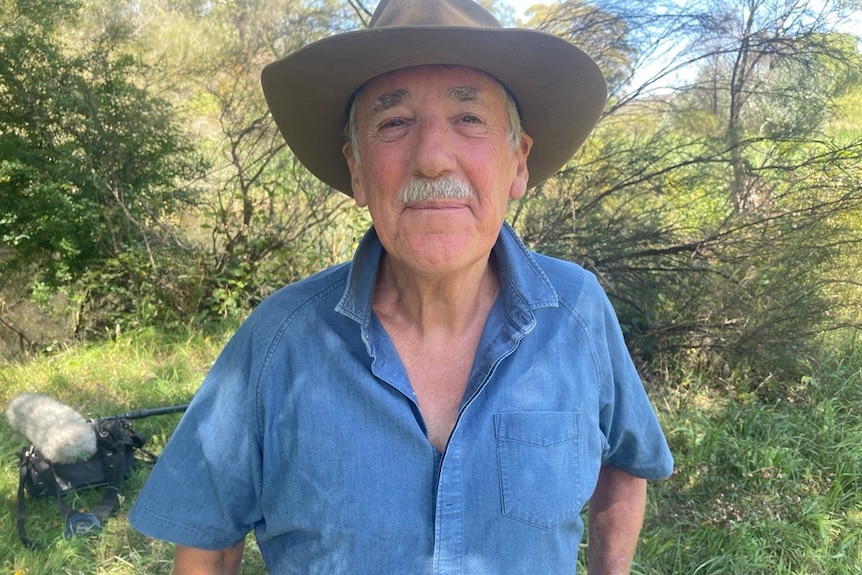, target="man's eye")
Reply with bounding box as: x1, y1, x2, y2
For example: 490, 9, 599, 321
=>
380, 118, 406, 130
459, 115, 481, 124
